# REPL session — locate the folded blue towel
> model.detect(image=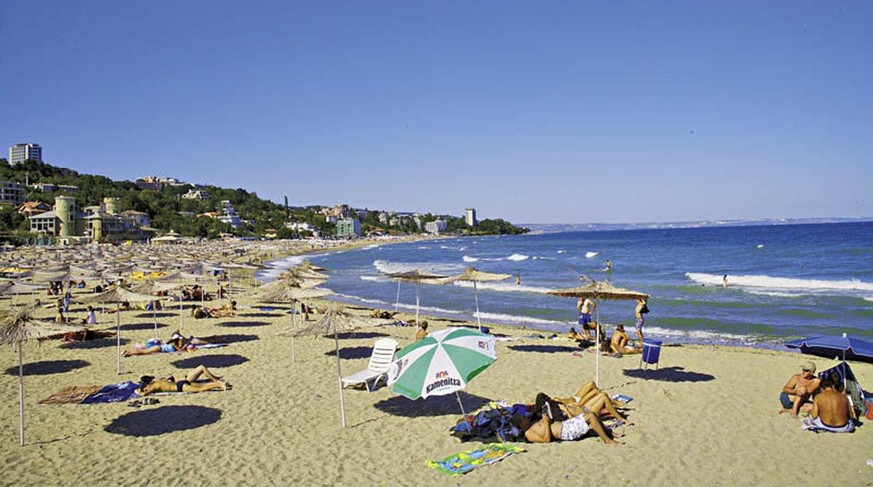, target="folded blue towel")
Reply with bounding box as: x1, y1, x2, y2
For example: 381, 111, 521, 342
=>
612, 394, 633, 404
